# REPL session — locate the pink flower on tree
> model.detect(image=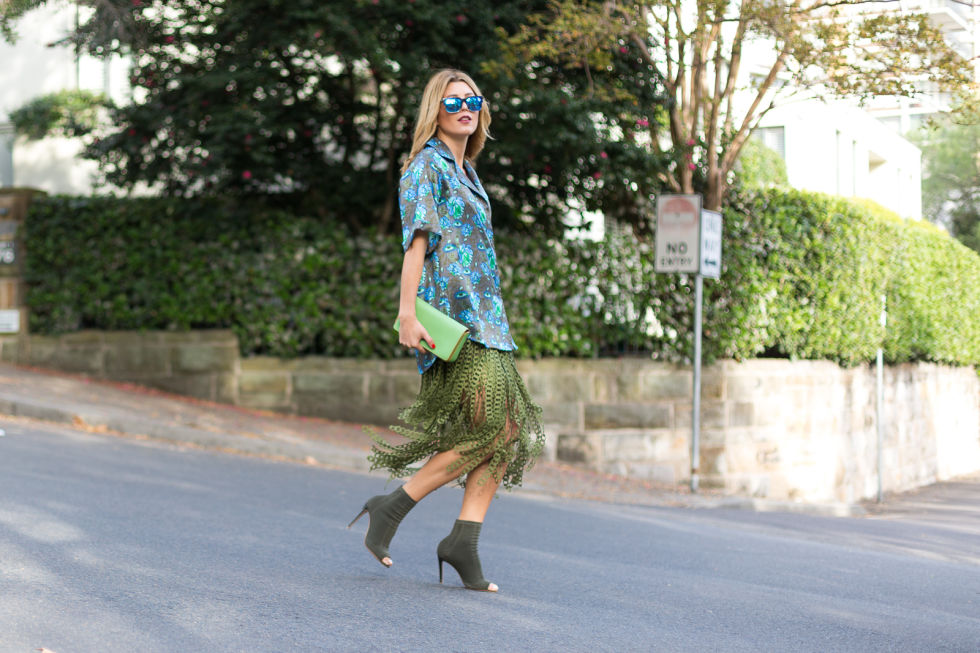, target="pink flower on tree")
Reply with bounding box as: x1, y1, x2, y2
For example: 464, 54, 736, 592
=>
636, 118, 649, 127
242, 170, 253, 180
